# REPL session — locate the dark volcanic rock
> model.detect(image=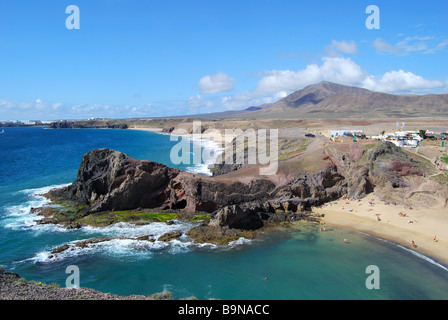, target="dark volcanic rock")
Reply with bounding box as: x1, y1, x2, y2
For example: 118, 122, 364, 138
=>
157, 230, 182, 242
49, 121, 128, 129
50, 149, 182, 213
47, 148, 348, 233
136, 235, 155, 241
346, 166, 374, 199
33, 138, 446, 251
49, 148, 278, 215
177, 177, 276, 213
270, 165, 346, 205
51, 244, 70, 254
209, 204, 264, 230
0, 271, 160, 300
47, 141, 432, 235
185, 225, 257, 245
